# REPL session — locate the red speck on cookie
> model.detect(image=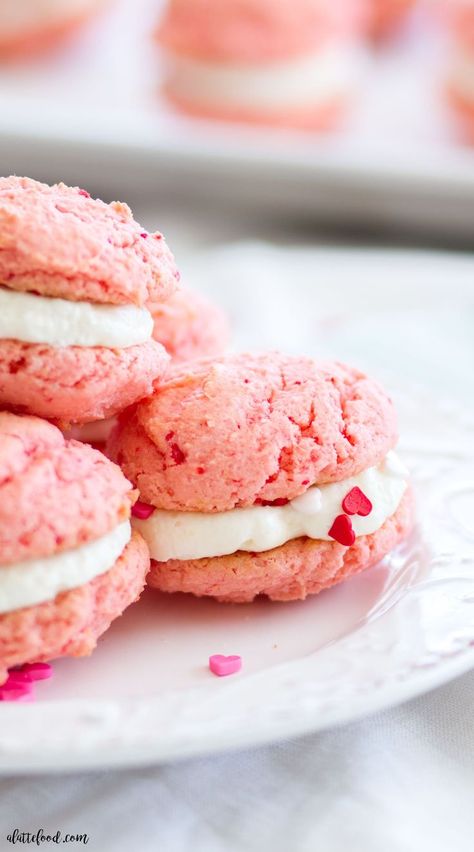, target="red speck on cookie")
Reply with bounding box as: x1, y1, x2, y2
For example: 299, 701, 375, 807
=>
328, 514, 355, 547
171, 443, 186, 465
140, 232, 148, 238
342, 486, 372, 517
78, 189, 90, 198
